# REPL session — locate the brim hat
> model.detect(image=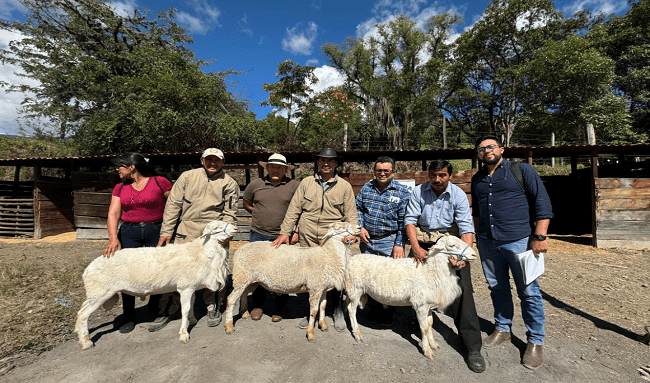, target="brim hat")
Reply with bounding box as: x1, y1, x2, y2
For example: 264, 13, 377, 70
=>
259, 153, 295, 171
201, 148, 224, 160
311, 148, 344, 166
